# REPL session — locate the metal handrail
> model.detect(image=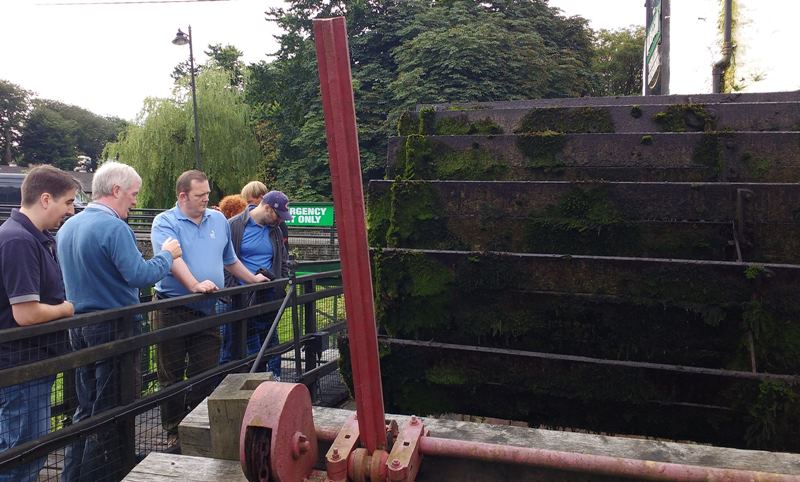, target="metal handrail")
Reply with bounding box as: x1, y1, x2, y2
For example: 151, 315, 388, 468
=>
0, 204, 339, 239
0, 268, 344, 475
